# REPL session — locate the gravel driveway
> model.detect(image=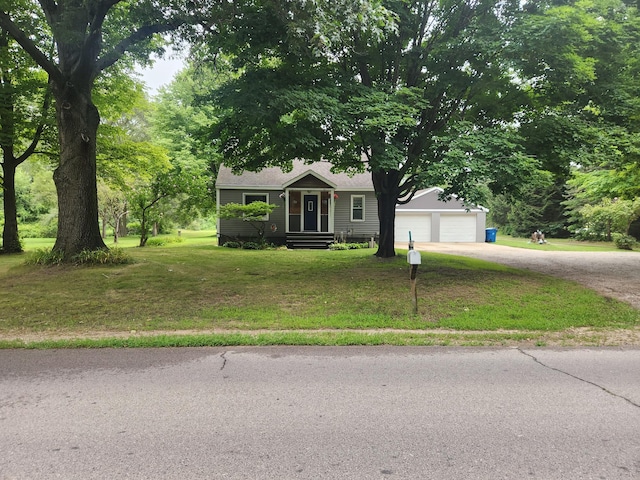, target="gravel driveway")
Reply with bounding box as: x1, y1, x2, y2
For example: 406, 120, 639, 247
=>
405, 243, 640, 310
